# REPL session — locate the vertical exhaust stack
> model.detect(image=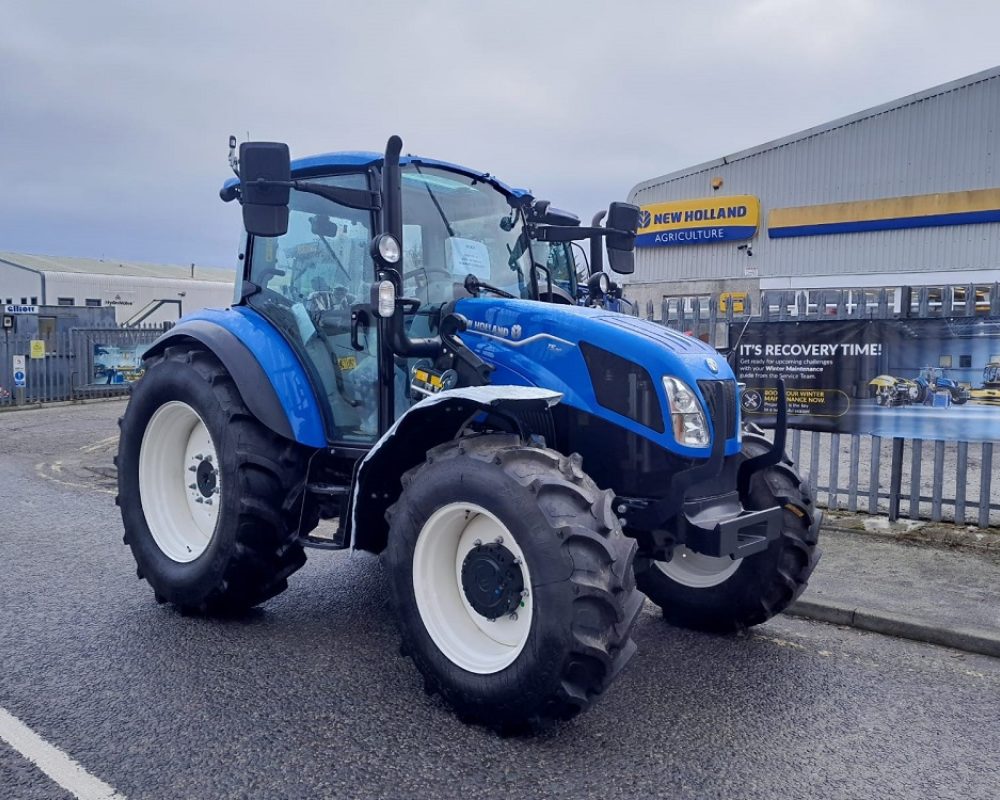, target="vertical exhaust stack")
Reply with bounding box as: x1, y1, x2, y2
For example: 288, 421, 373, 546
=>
382, 135, 404, 244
